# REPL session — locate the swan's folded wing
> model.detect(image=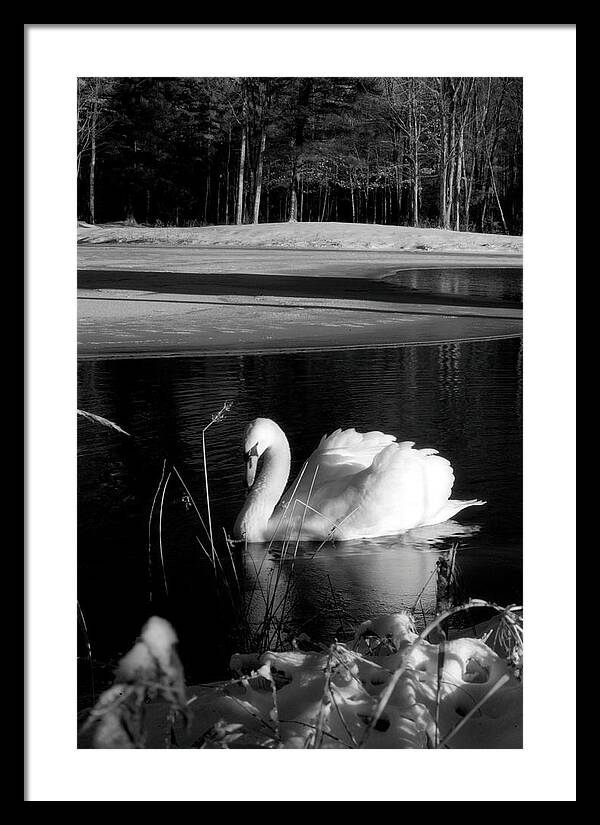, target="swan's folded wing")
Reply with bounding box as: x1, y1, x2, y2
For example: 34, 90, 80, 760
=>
338, 442, 457, 537
278, 428, 397, 513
